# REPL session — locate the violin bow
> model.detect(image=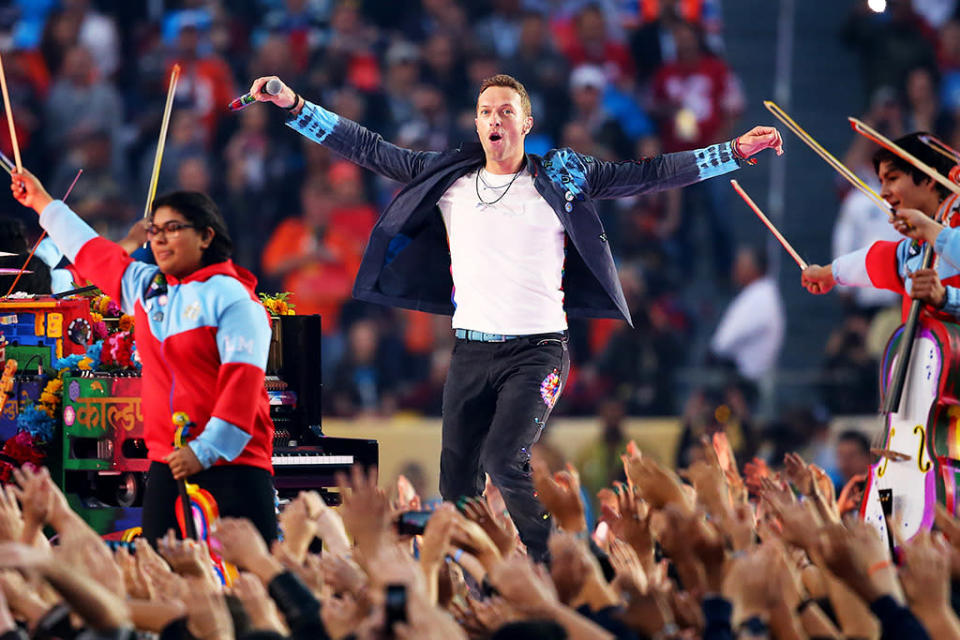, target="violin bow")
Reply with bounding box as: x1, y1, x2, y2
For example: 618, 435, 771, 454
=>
0, 52, 22, 174
849, 117, 960, 198
140, 64, 180, 251
765, 101, 893, 219
730, 179, 808, 269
